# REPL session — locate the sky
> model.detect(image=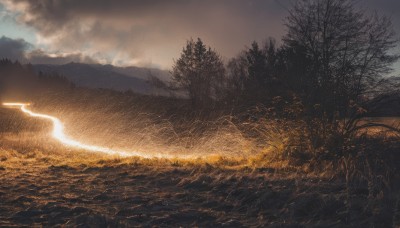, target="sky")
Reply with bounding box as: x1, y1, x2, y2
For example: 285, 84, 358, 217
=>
0, 0, 399, 73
